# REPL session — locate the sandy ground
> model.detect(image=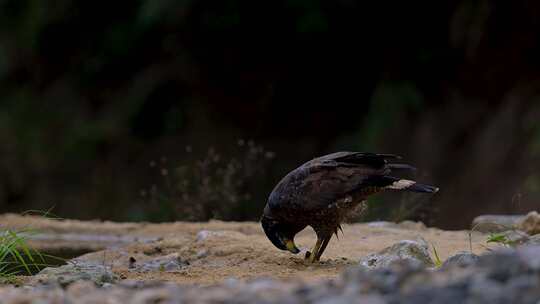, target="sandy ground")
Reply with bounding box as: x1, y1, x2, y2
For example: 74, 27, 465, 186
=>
0, 214, 492, 285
